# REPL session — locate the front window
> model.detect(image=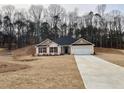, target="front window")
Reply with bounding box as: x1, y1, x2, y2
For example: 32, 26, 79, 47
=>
38, 47, 47, 53
50, 47, 58, 53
